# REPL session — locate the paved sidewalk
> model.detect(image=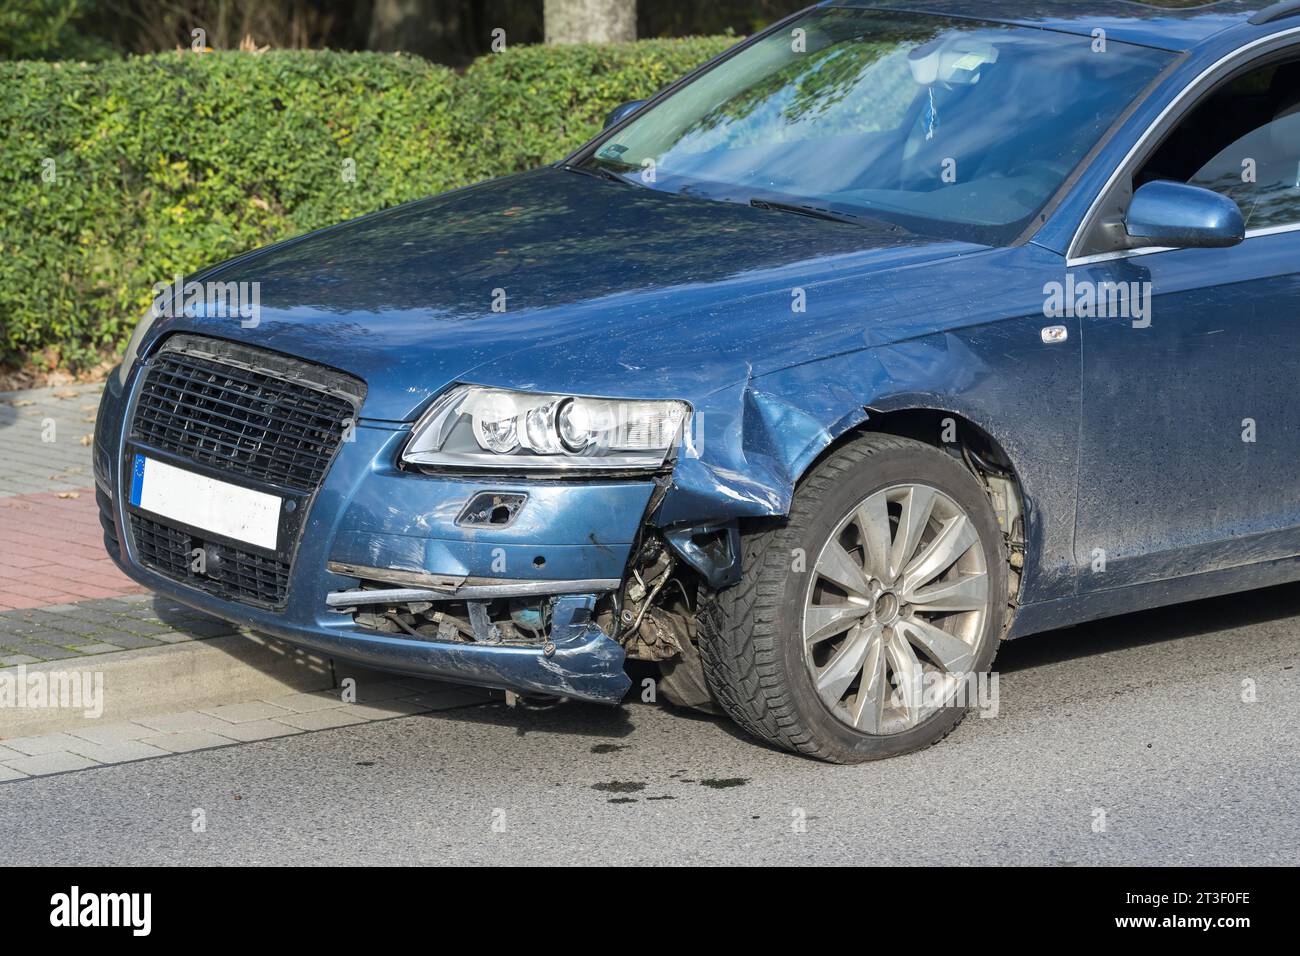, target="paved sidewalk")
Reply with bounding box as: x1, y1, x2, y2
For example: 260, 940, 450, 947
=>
0, 382, 104, 498
0, 381, 146, 613
0, 594, 235, 666
0, 405, 217, 657
0, 674, 489, 781
0, 381, 498, 783
0, 491, 145, 610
